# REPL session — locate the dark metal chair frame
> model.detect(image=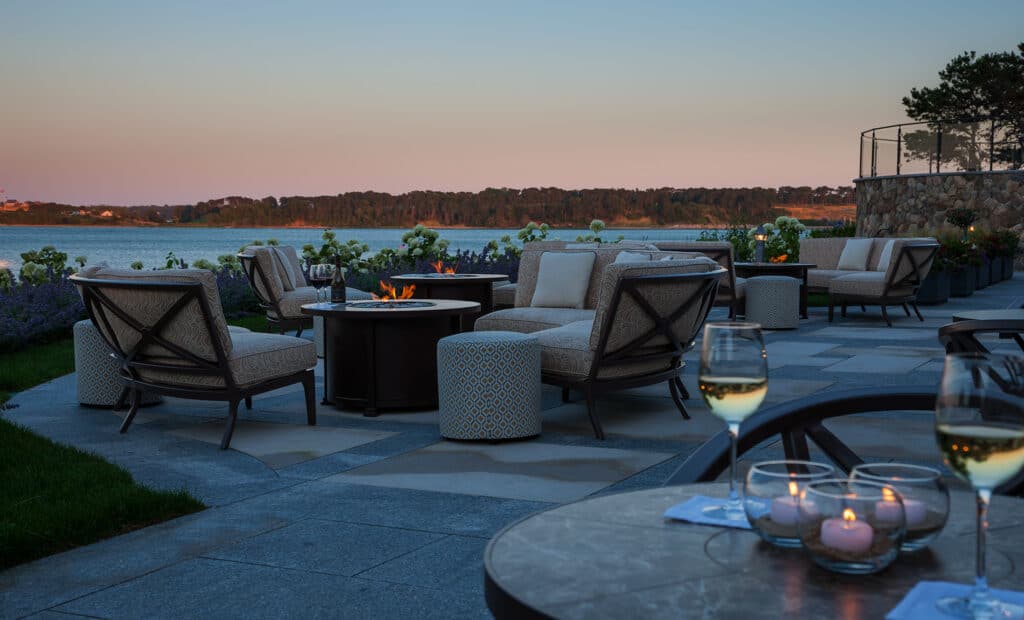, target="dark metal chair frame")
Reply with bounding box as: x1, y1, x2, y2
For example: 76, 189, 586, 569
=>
238, 252, 312, 337
827, 242, 940, 327
940, 318, 1024, 354
552, 268, 723, 439
654, 243, 741, 318
663, 385, 1023, 497
72, 275, 317, 450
